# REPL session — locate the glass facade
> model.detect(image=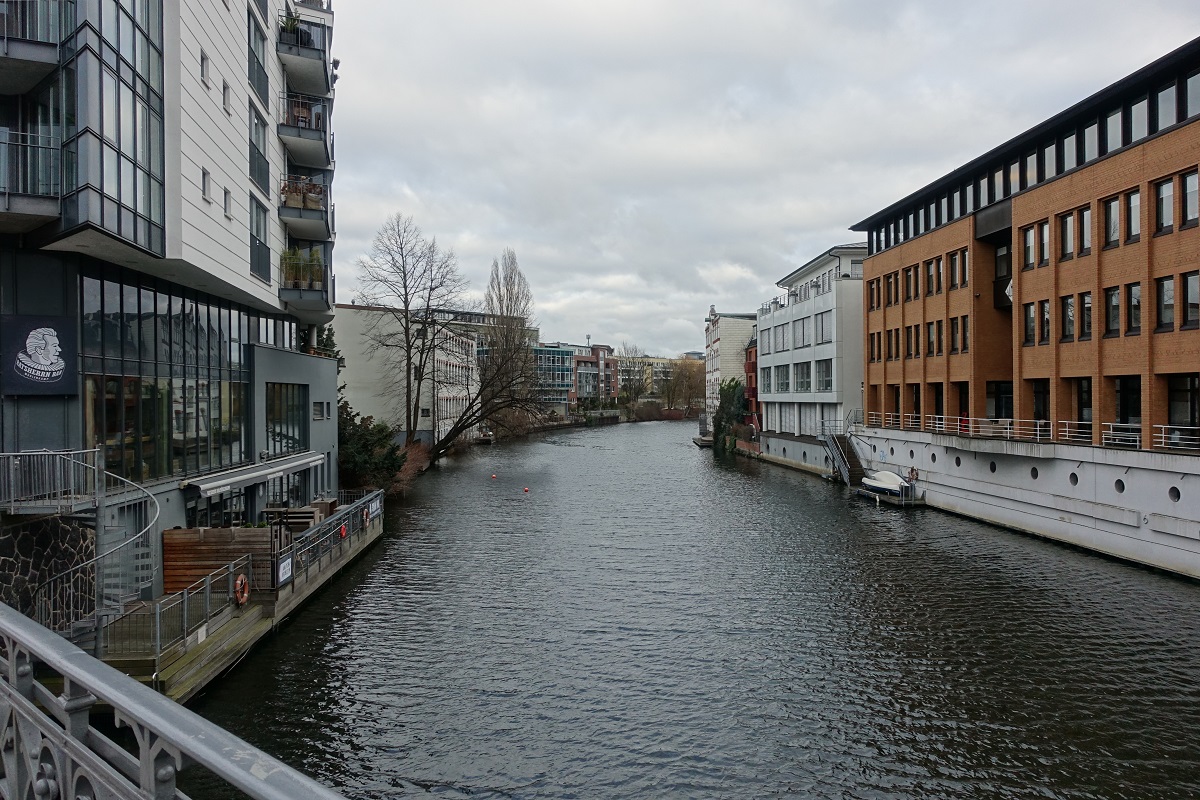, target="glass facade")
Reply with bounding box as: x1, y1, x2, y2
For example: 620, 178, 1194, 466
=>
81, 262, 300, 482
265, 383, 309, 458
61, 0, 166, 253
